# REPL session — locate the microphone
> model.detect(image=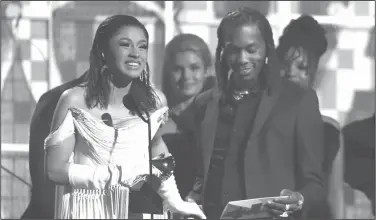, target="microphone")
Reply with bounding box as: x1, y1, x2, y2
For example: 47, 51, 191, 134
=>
101, 113, 113, 127
122, 94, 149, 122
123, 94, 154, 219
